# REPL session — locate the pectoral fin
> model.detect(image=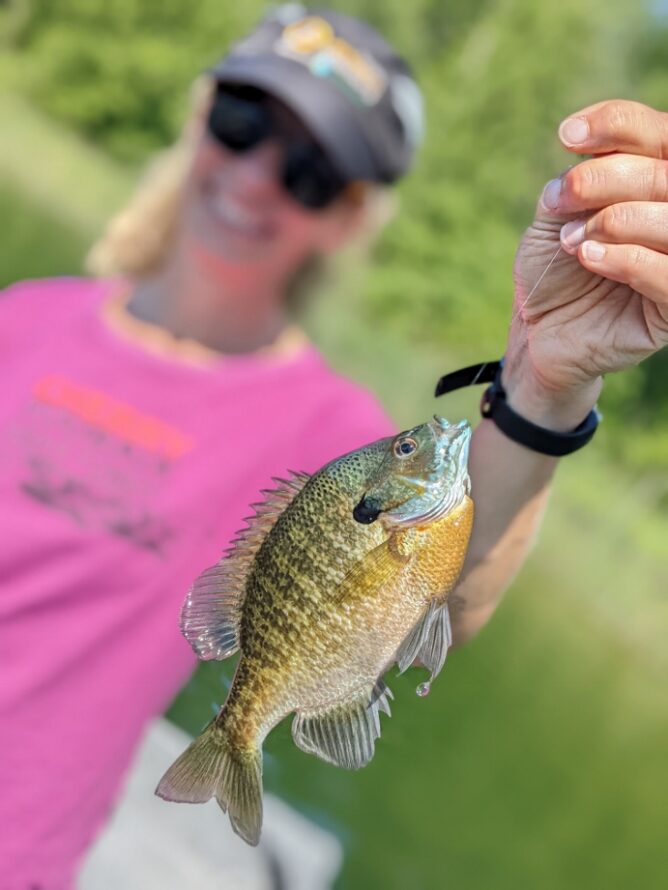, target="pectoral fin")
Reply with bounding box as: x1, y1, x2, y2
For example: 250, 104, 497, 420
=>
333, 537, 411, 605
